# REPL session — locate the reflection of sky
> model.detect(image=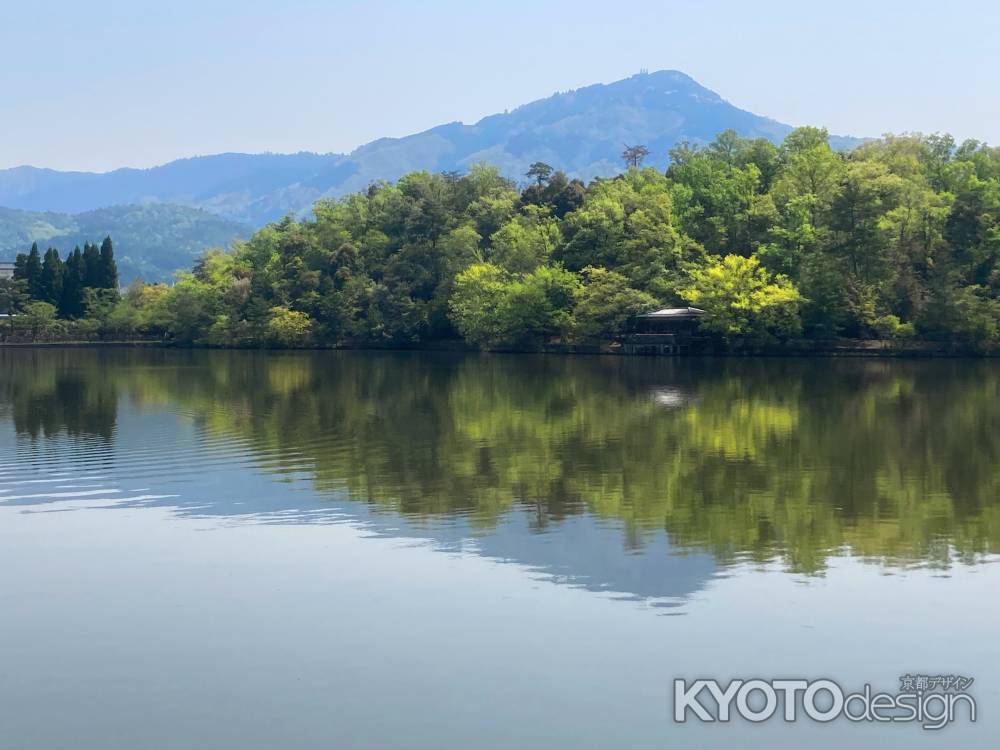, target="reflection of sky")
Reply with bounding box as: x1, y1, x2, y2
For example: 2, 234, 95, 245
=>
1, 398, 999, 749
